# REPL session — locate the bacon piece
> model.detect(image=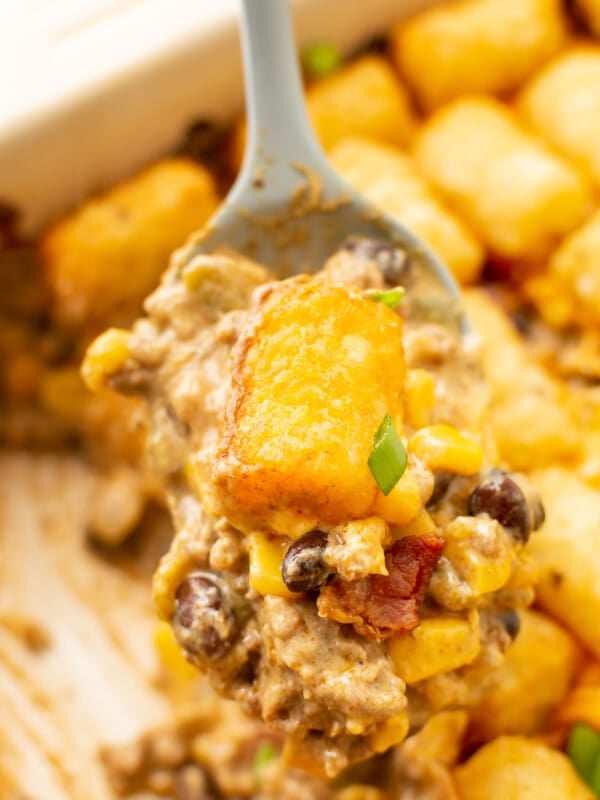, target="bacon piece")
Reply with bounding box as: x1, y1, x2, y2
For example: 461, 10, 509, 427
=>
317, 534, 444, 641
